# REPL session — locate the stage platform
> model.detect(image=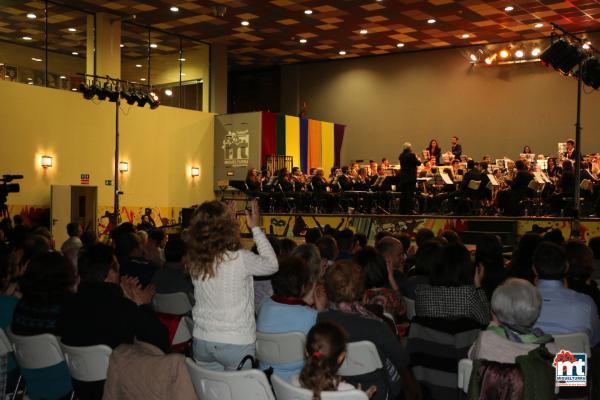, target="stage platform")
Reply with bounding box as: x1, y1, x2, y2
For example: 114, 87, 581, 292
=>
237, 213, 600, 246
